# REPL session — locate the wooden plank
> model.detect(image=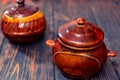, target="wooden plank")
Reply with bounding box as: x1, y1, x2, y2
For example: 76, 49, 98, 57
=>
0, 39, 19, 80
105, 0, 120, 79
89, 0, 119, 80
89, 0, 120, 50
0, 0, 119, 80
0, 0, 6, 54
105, 0, 120, 51
0, 0, 54, 80
91, 58, 119, 80
0, 31, 4, 51
0, 1, 12, 79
